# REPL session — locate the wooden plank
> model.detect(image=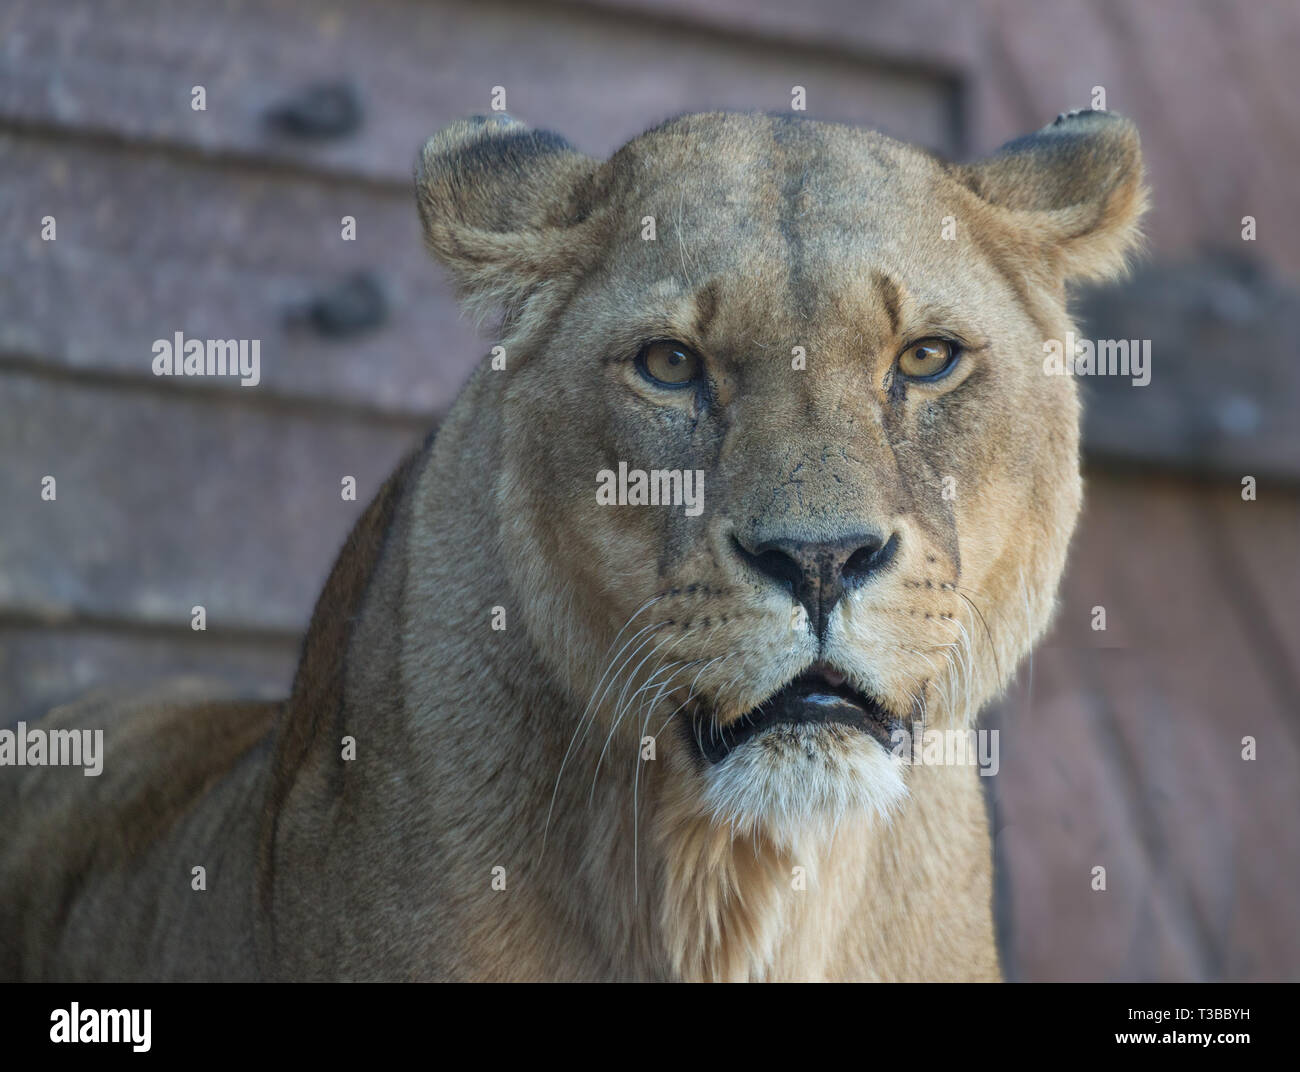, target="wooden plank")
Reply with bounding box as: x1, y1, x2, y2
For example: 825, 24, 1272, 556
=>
1087, 474, 1300, 983
0, 624, 297, 724
1109, 0, 1285, 261
0, 370, 424, 631
0, 0, 960, 187
576, 0, 979, 74
1075, 256, 1300, 479
1183, 478, 1300, 980
0, 131, 481, 415
988, 649, 1196, 981
993, 472, 1300, 980
1205, 481, 1300, 674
